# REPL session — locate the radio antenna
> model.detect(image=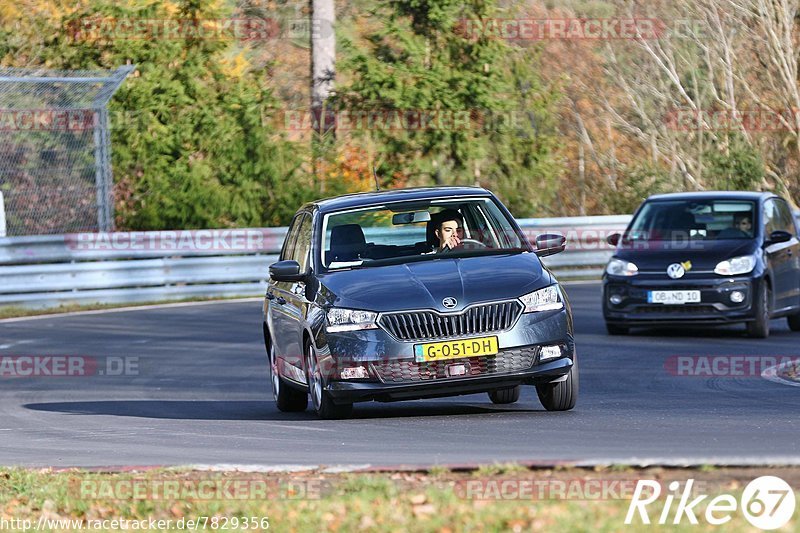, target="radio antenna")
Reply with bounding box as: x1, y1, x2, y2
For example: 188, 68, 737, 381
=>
372, 165, 380, 191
